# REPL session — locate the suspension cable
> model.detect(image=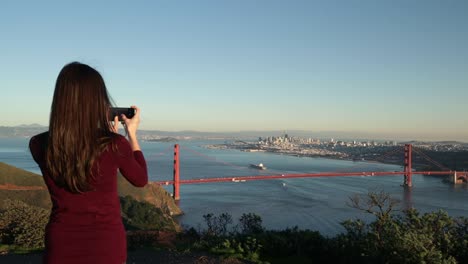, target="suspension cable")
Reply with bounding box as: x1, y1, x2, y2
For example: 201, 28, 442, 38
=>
179, 145, 246, 170
332, 146, 403, 173
147, 144, 174, 158
412, 146, 450, 171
